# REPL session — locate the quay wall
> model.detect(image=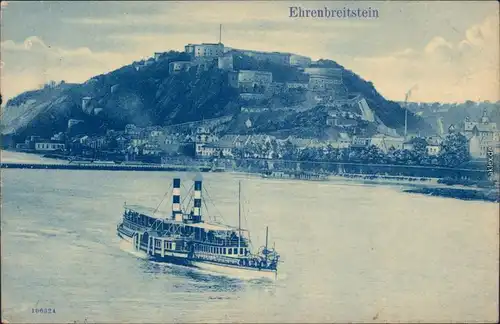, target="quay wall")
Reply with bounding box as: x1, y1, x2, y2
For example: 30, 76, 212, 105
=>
0, 163, 212, 172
